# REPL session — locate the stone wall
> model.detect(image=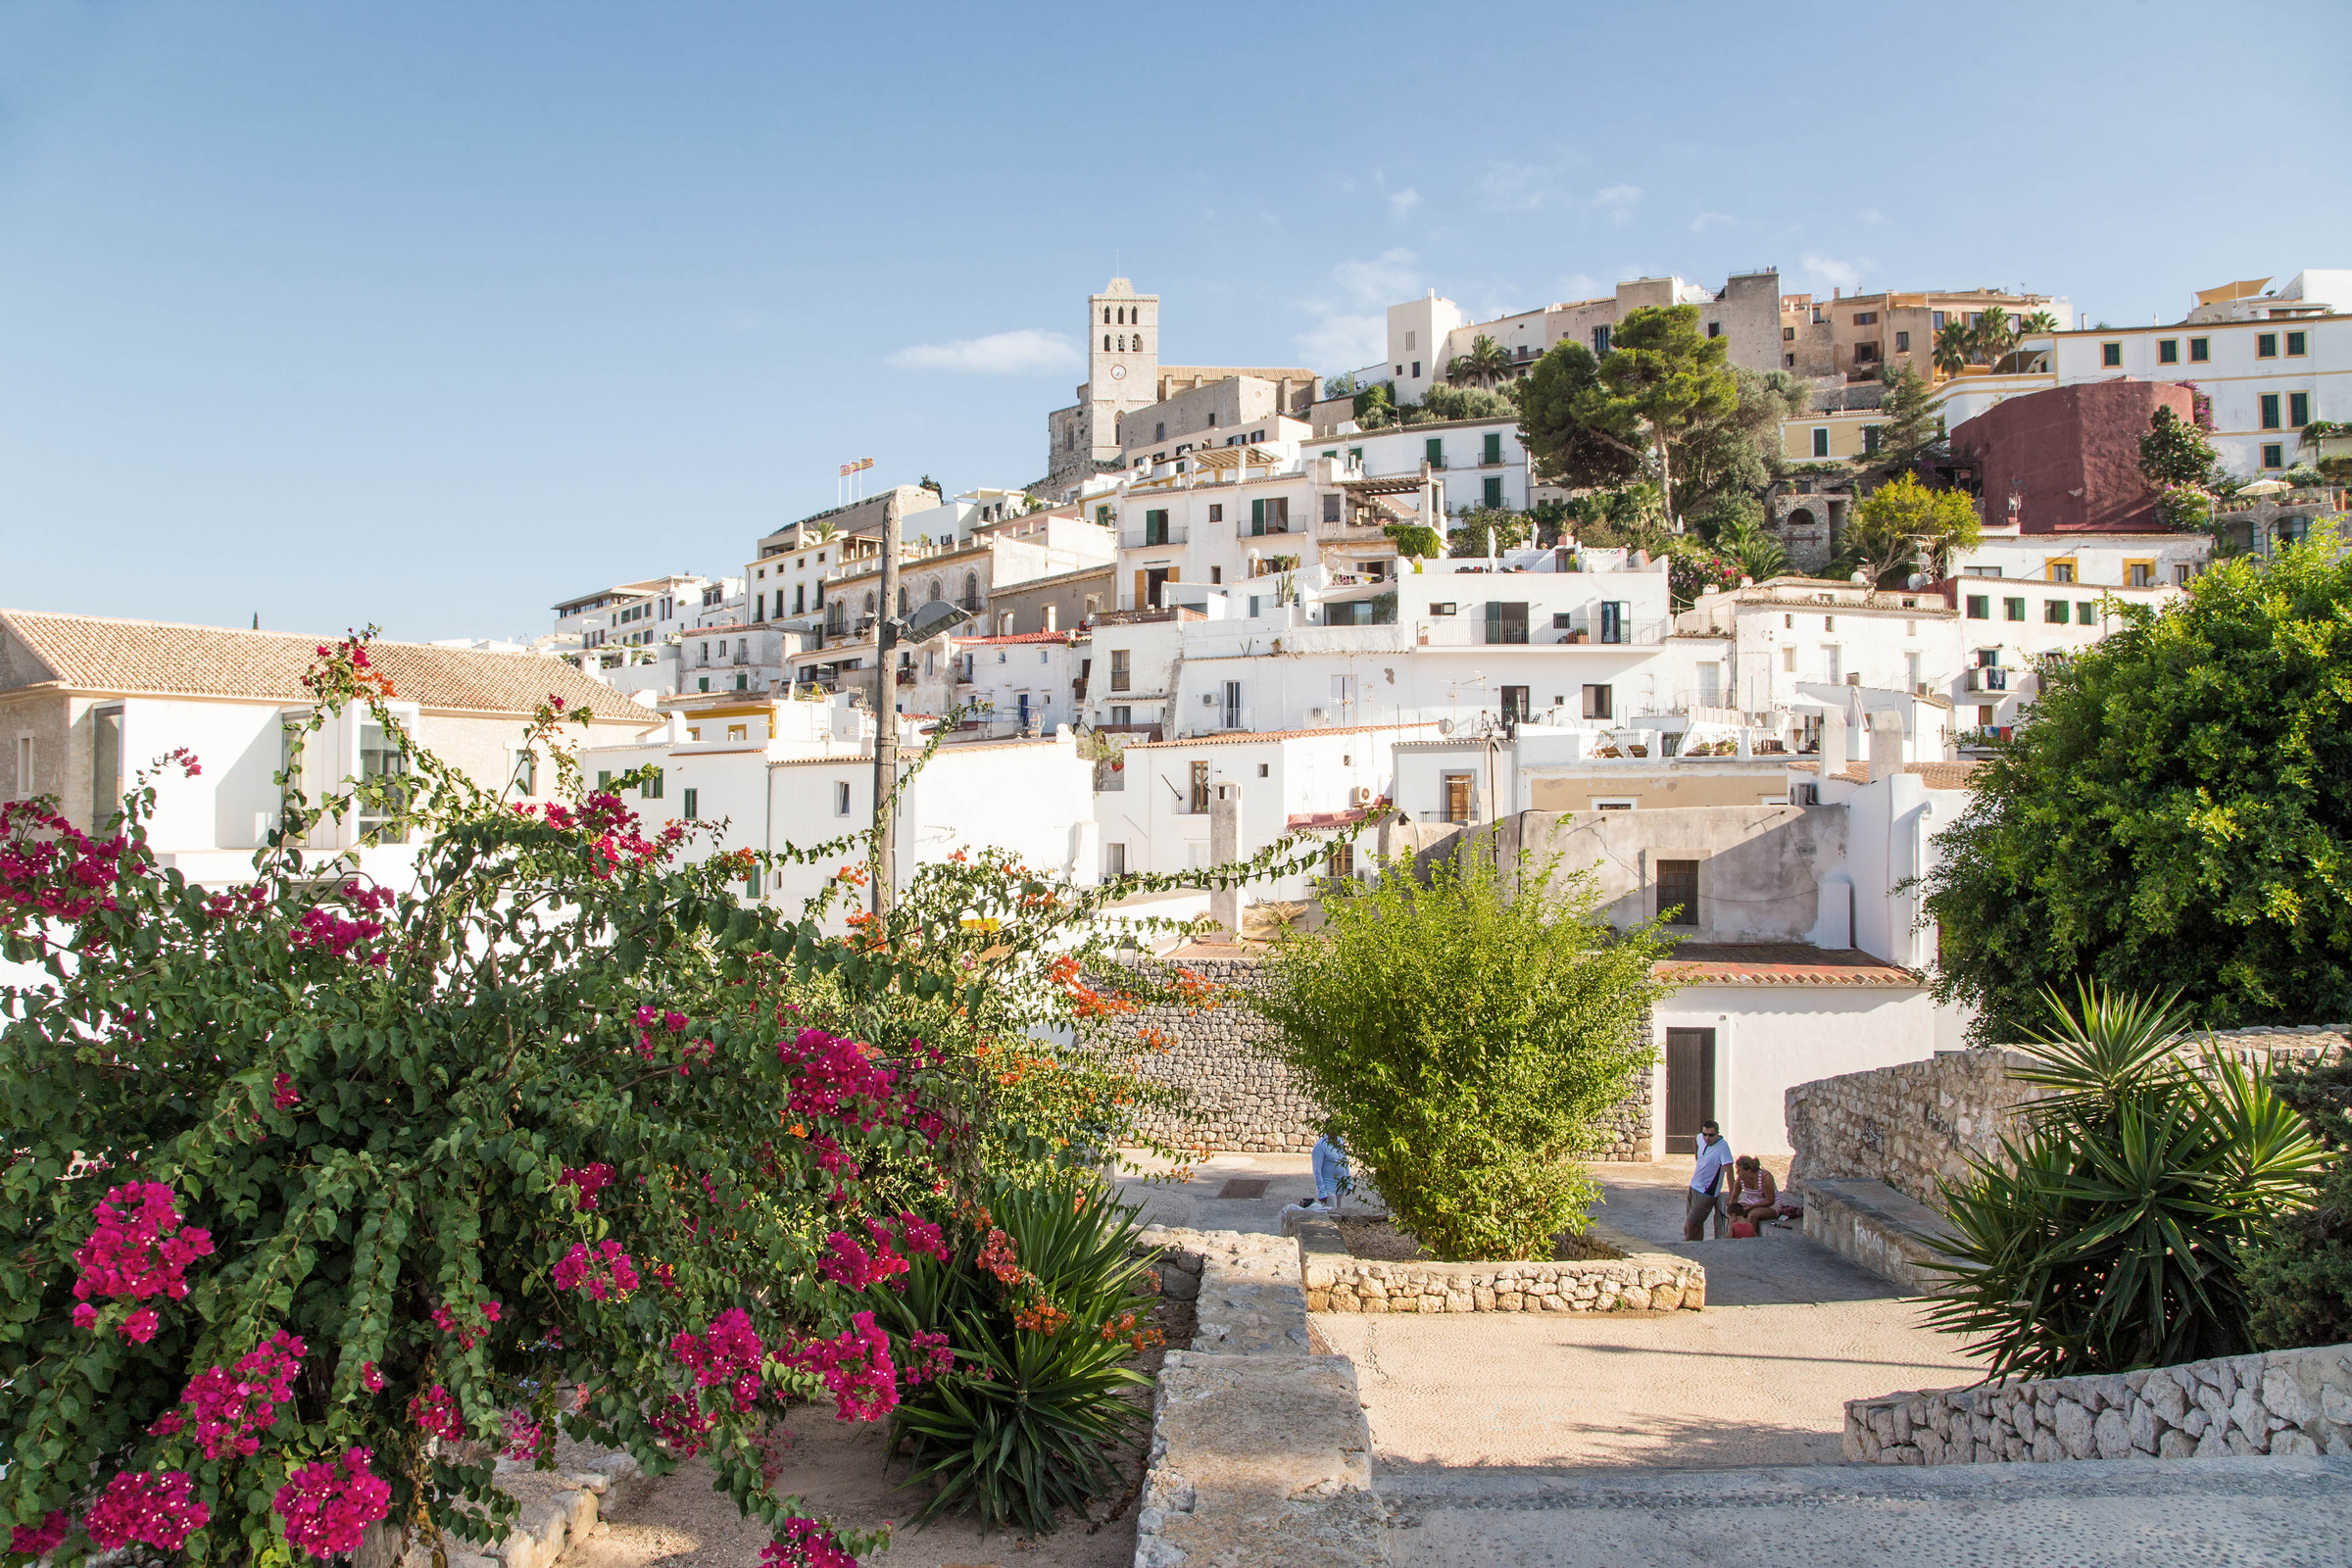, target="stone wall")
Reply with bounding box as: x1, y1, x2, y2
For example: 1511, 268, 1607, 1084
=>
1107, 955, 1653, 1158
1848, 1343, 2352, 1465
1788, 1027, 2351, 1209
1296, 1216, 1703, 1315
